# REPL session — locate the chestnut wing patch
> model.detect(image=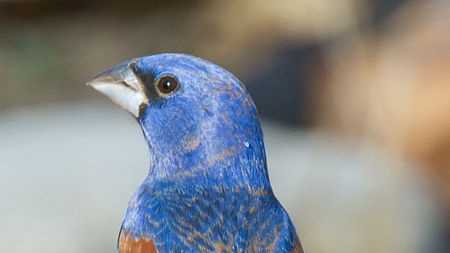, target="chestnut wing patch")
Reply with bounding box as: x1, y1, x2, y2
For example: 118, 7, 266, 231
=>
292, 240, 304, 253
119, 232, 157, 253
